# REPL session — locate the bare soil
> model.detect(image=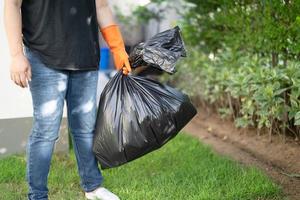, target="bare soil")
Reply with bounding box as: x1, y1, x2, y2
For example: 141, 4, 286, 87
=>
183, 109, 300, 200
